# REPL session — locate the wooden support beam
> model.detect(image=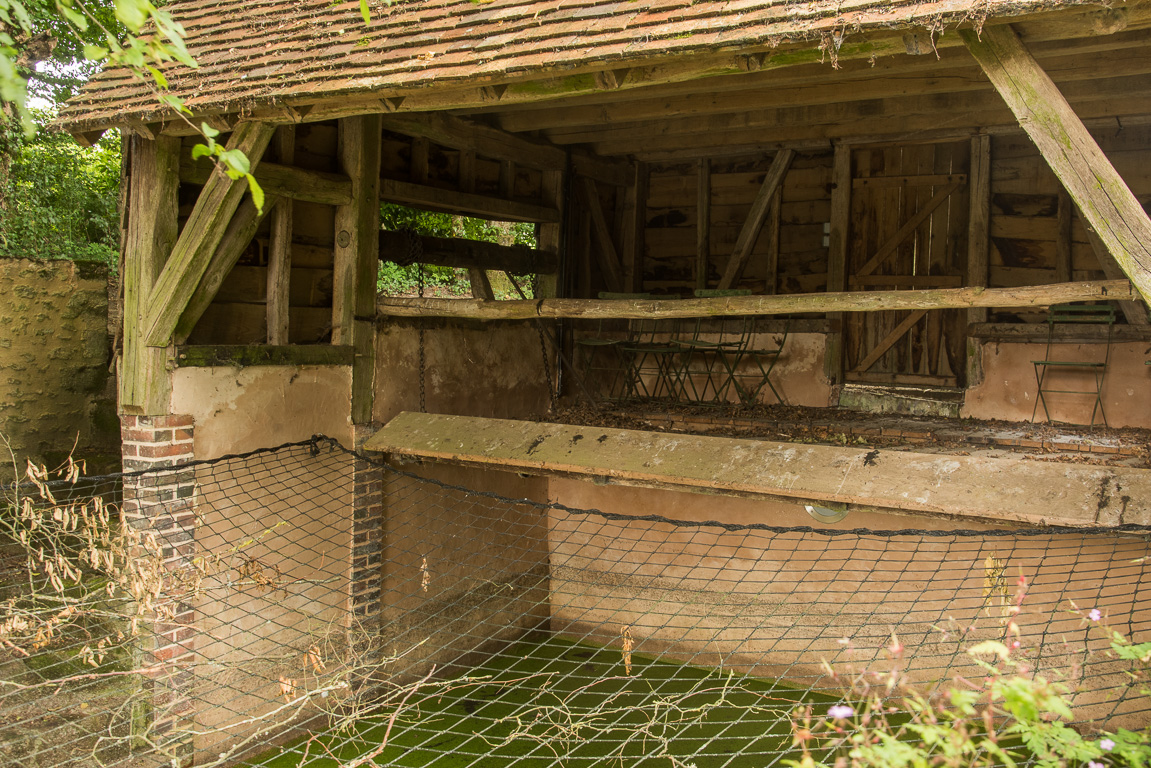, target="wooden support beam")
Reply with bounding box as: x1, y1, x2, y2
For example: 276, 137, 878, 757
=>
378, 229, 559, 273
536, 169, 564, 299
580, 177, 625, 294
365, 412, 1151, 527
764, 189, 781, 295
143, 122, 276, 348
377, 280, 1133, 321
622, 162, 648, 293
962, 23, 1151, 305
174, 194, 280, 344
459, 149, 476, 193
409, 136, 429, 184
380, 178, 561, 223
854, 309, 928, 373
180, 157, 352, 206
499, 159, 514, 198
717, 149, 794, 290
825, 144, 852, 388
468, 268, 495, 301
175, 344, 355, 367
334, 115, 383, 424
267, 127, 295, 345
121, 134, 180, 414
695, 159, 710, 290
381, 111, 566, 172
1055, 190, 1073, 285
856, 182, 963, 278
1083, 222, 1151, 326
966, 134, 991, 325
